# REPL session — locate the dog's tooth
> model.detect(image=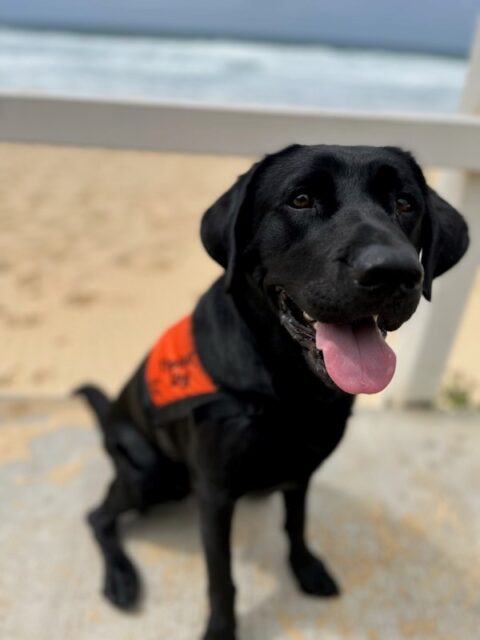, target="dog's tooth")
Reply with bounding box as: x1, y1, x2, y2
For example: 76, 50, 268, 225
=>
303, 311, 314, 322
